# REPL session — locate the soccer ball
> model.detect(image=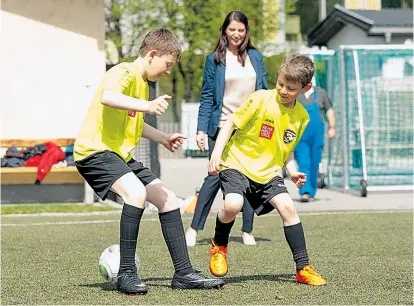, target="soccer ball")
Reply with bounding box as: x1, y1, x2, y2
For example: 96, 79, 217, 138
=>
98, 244, 140, 284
